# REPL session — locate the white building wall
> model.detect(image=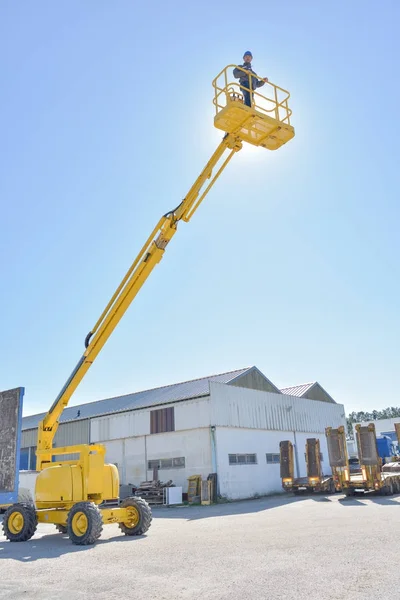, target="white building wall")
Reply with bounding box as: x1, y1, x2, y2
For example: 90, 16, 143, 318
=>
99, 427, 212, 490
146, 428, 212, 489
215, 427, 332, 500
90, 397, 210, 442
210, 382, 346, 432
91, 383, 344, 498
